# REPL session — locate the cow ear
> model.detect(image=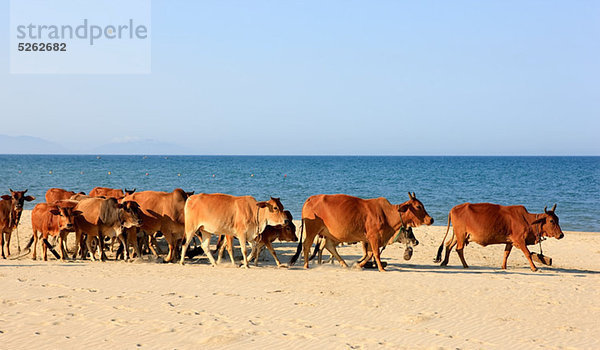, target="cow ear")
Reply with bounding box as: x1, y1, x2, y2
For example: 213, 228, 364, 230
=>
25, 196, 36, 201
49, 209, 61, 215
531, 217, 546, 225
1, 195, 11, 200
397, 204, 409, 213
256, 201, 271, 209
